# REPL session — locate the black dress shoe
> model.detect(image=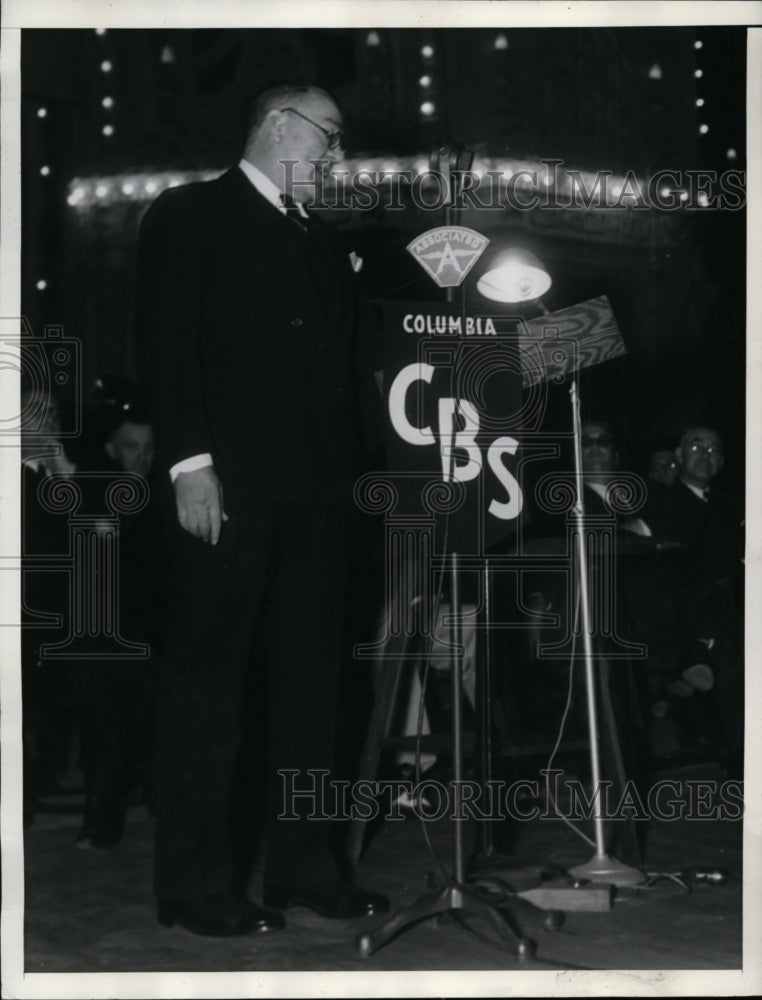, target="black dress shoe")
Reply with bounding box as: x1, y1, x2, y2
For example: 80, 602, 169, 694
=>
157, 893, 285, 936
264, 881, 389, 918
